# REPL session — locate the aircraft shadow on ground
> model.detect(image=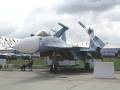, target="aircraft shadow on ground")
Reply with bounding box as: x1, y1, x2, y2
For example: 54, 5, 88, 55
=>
13, 68, 93, 84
